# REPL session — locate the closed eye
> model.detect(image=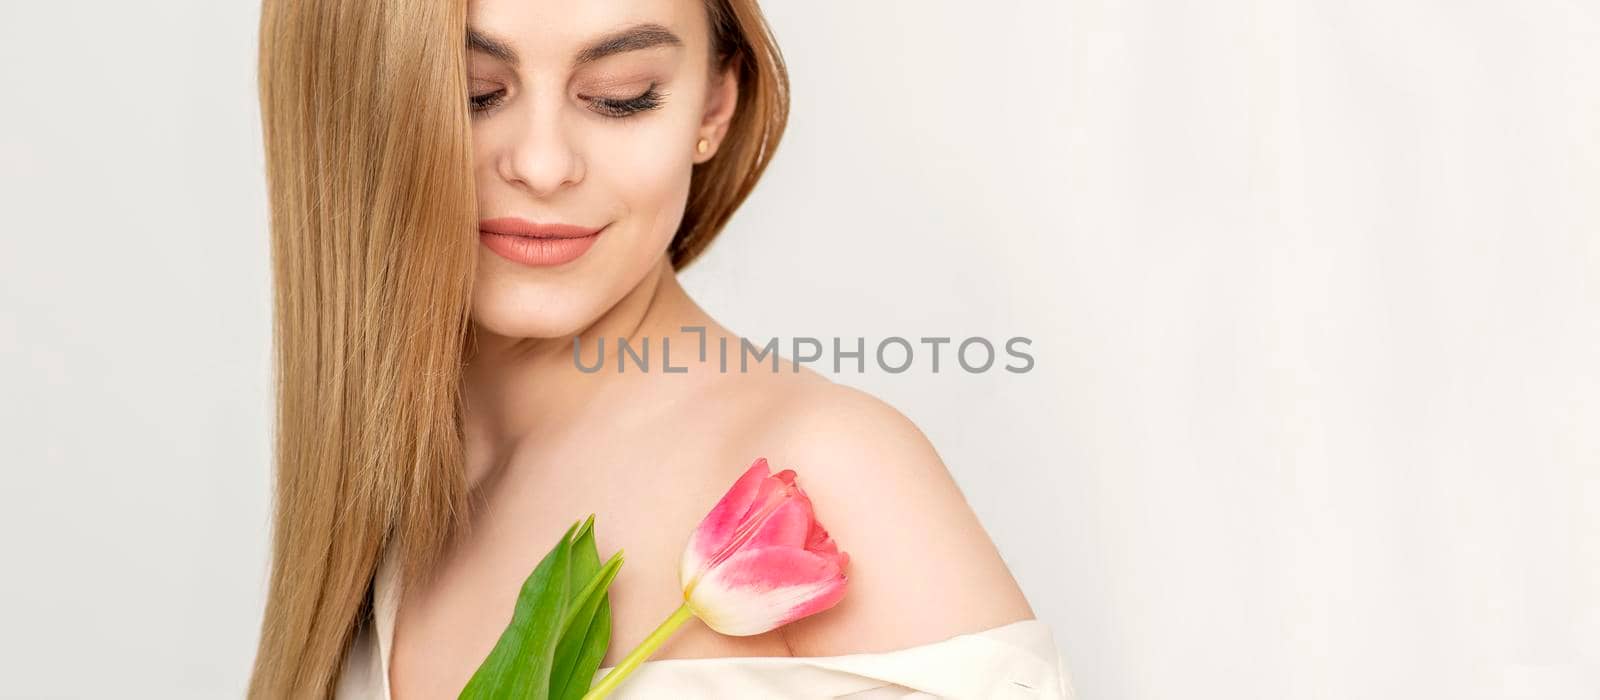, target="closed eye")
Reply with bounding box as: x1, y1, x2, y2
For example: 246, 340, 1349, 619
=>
587, 84, 667, 118
466, 85, 668, 119
469, 89, 506, 114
